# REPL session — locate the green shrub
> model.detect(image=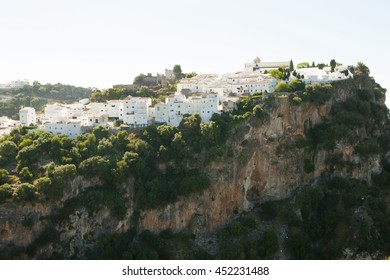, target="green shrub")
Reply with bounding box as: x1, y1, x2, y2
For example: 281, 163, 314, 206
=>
291, 96, 302, 105
355, 139, 382, 157
14, 183, 38, 201
0, 140, 18, 166
304, 159, 314, 173
19, 167, 33, 182
0, 169, 9, 185
0, 184, 13, 203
